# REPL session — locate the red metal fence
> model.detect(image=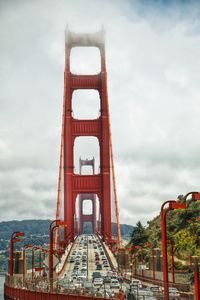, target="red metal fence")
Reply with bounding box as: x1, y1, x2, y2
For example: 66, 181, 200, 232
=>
4, 284, 110, 300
